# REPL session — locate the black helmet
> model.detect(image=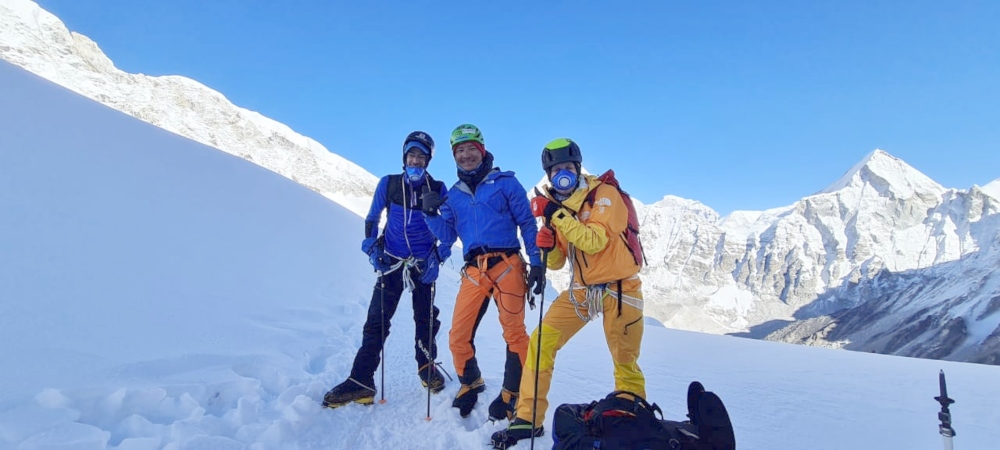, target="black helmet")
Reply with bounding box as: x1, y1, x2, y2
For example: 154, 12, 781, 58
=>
541, 138, 583, 172
403, 131, 435, 164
